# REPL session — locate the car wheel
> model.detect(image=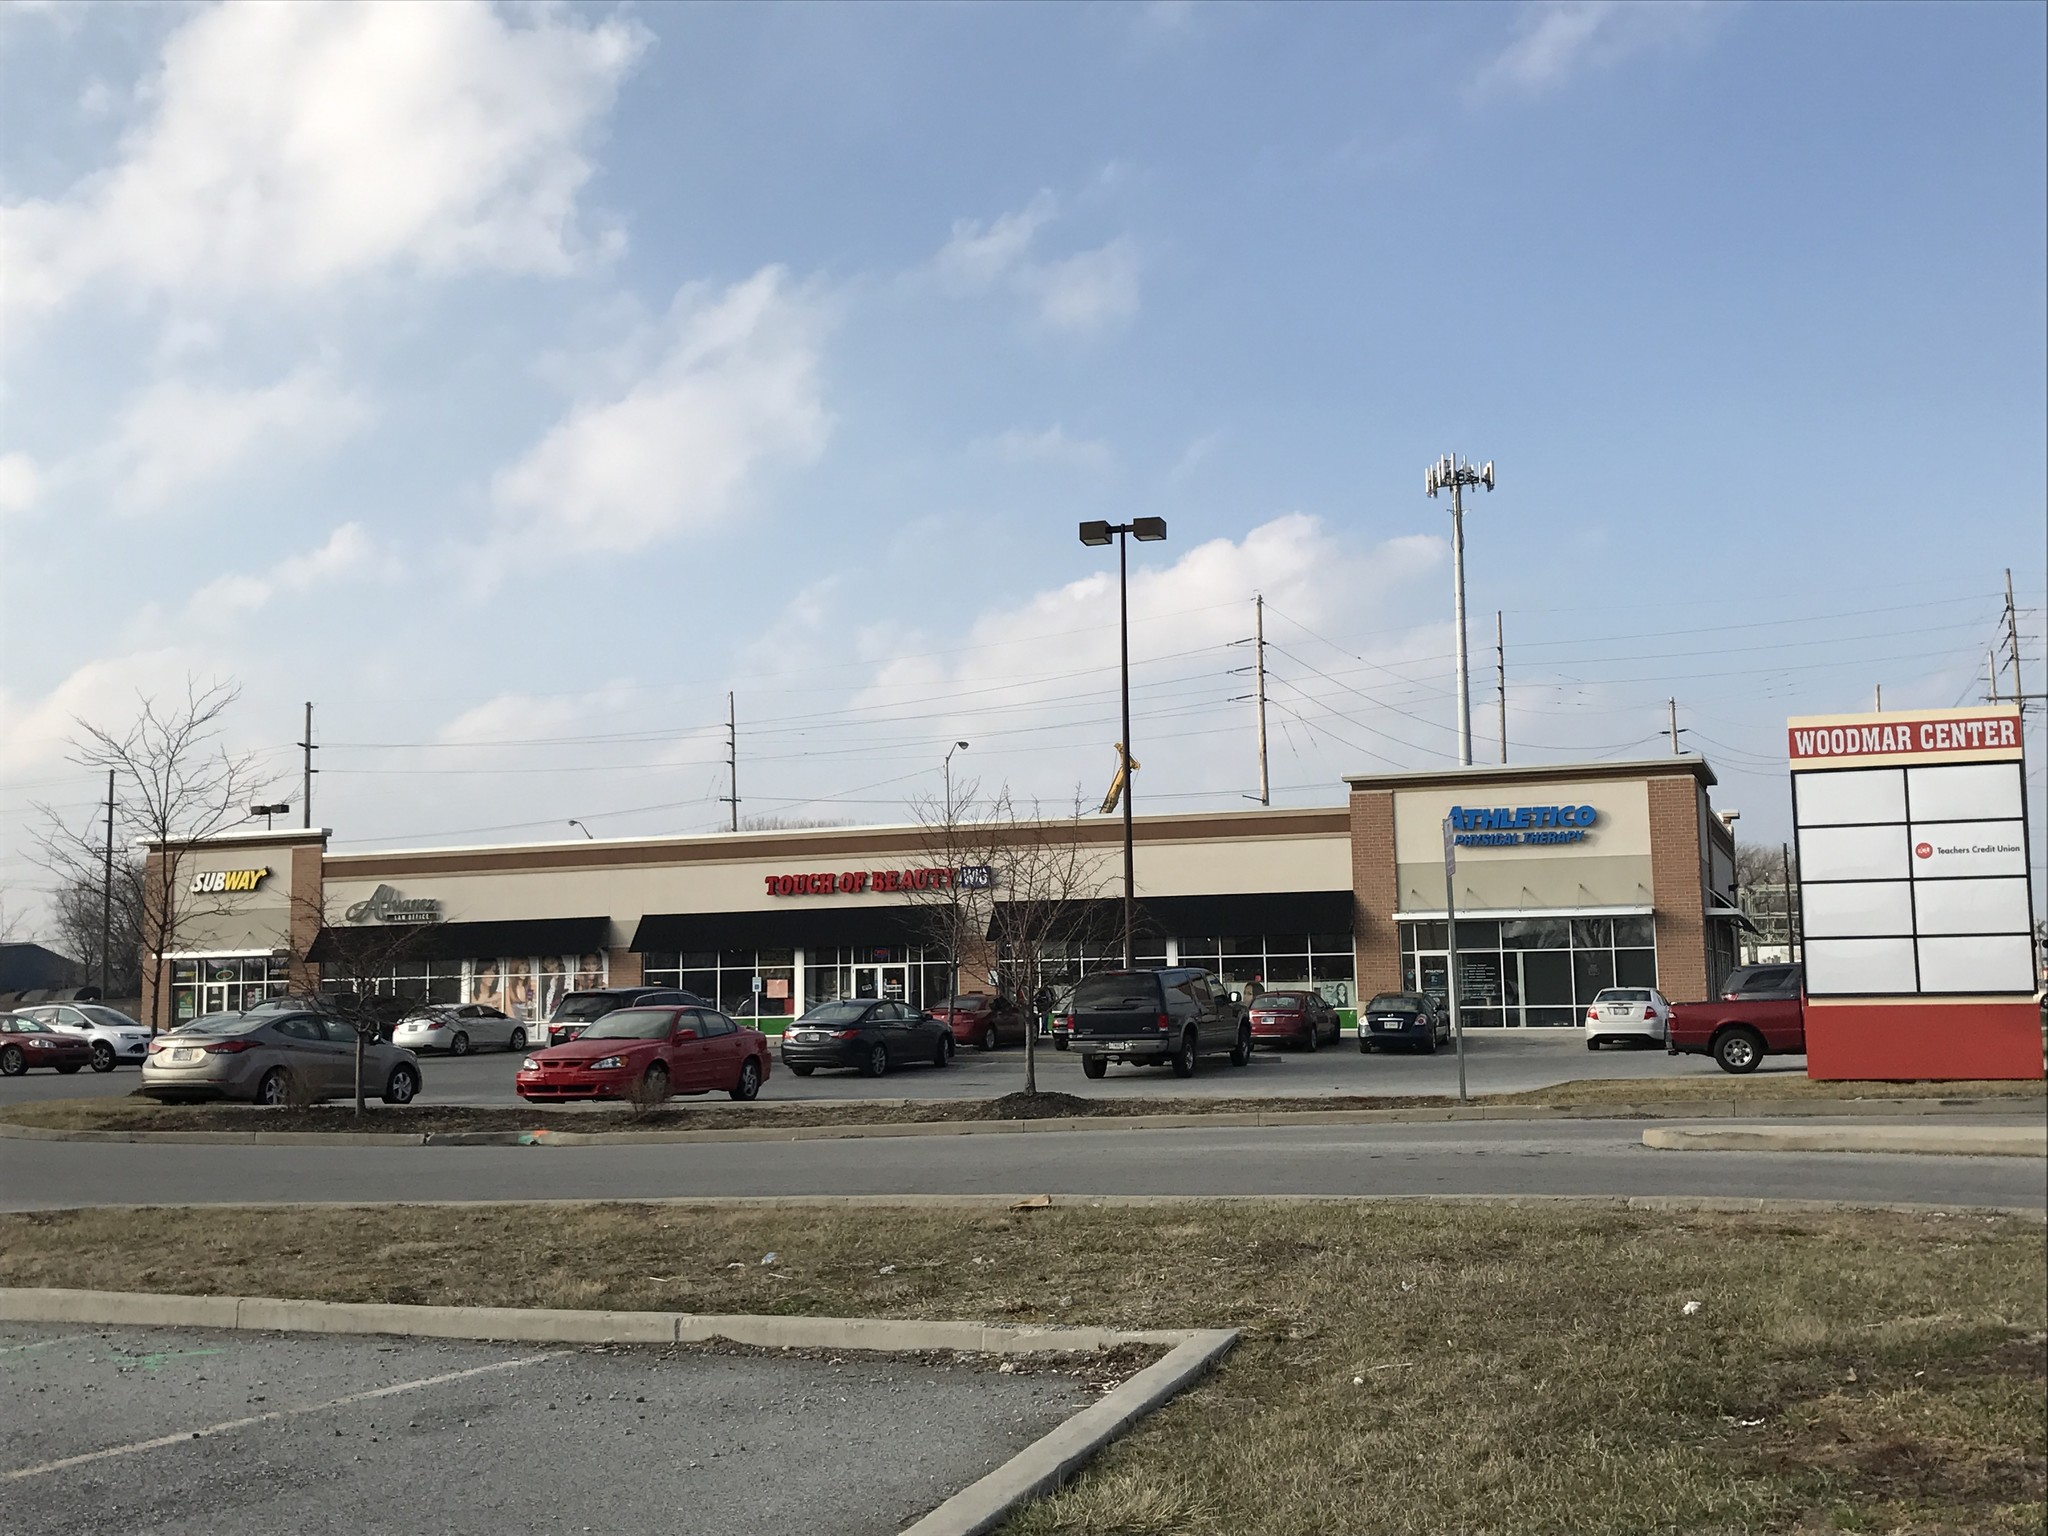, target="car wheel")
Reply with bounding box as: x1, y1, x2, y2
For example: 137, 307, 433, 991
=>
258, 1067, 292, 1106
1421, 1030, 1438, 1055
1053, 1036, 1069, 1052
981, 1024, 998, 1052
383, 1064, 420, 1105
508, 1028, 527, 1053
730, 1057, 762, 1101
1586, 1039, 1600, 1051
1230, 1027, 1251, 1068
1171, 1032, 1198, 1078
1713, 1027, 1764, 1075
56, 1062, 82, 1074
90, 1041, 117, 1073
449, 1032, 470, 1058
641, 1062, 671, 1102
933, 1033, 955, 1068
1081, 1054, 1107, 1080
1303, 1019, 1319, 1052
0, 1045, 24, 1076
861, 1043, 889, 1079
790, 1064, 815, 1077
1360, 1041, 1375, 1054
